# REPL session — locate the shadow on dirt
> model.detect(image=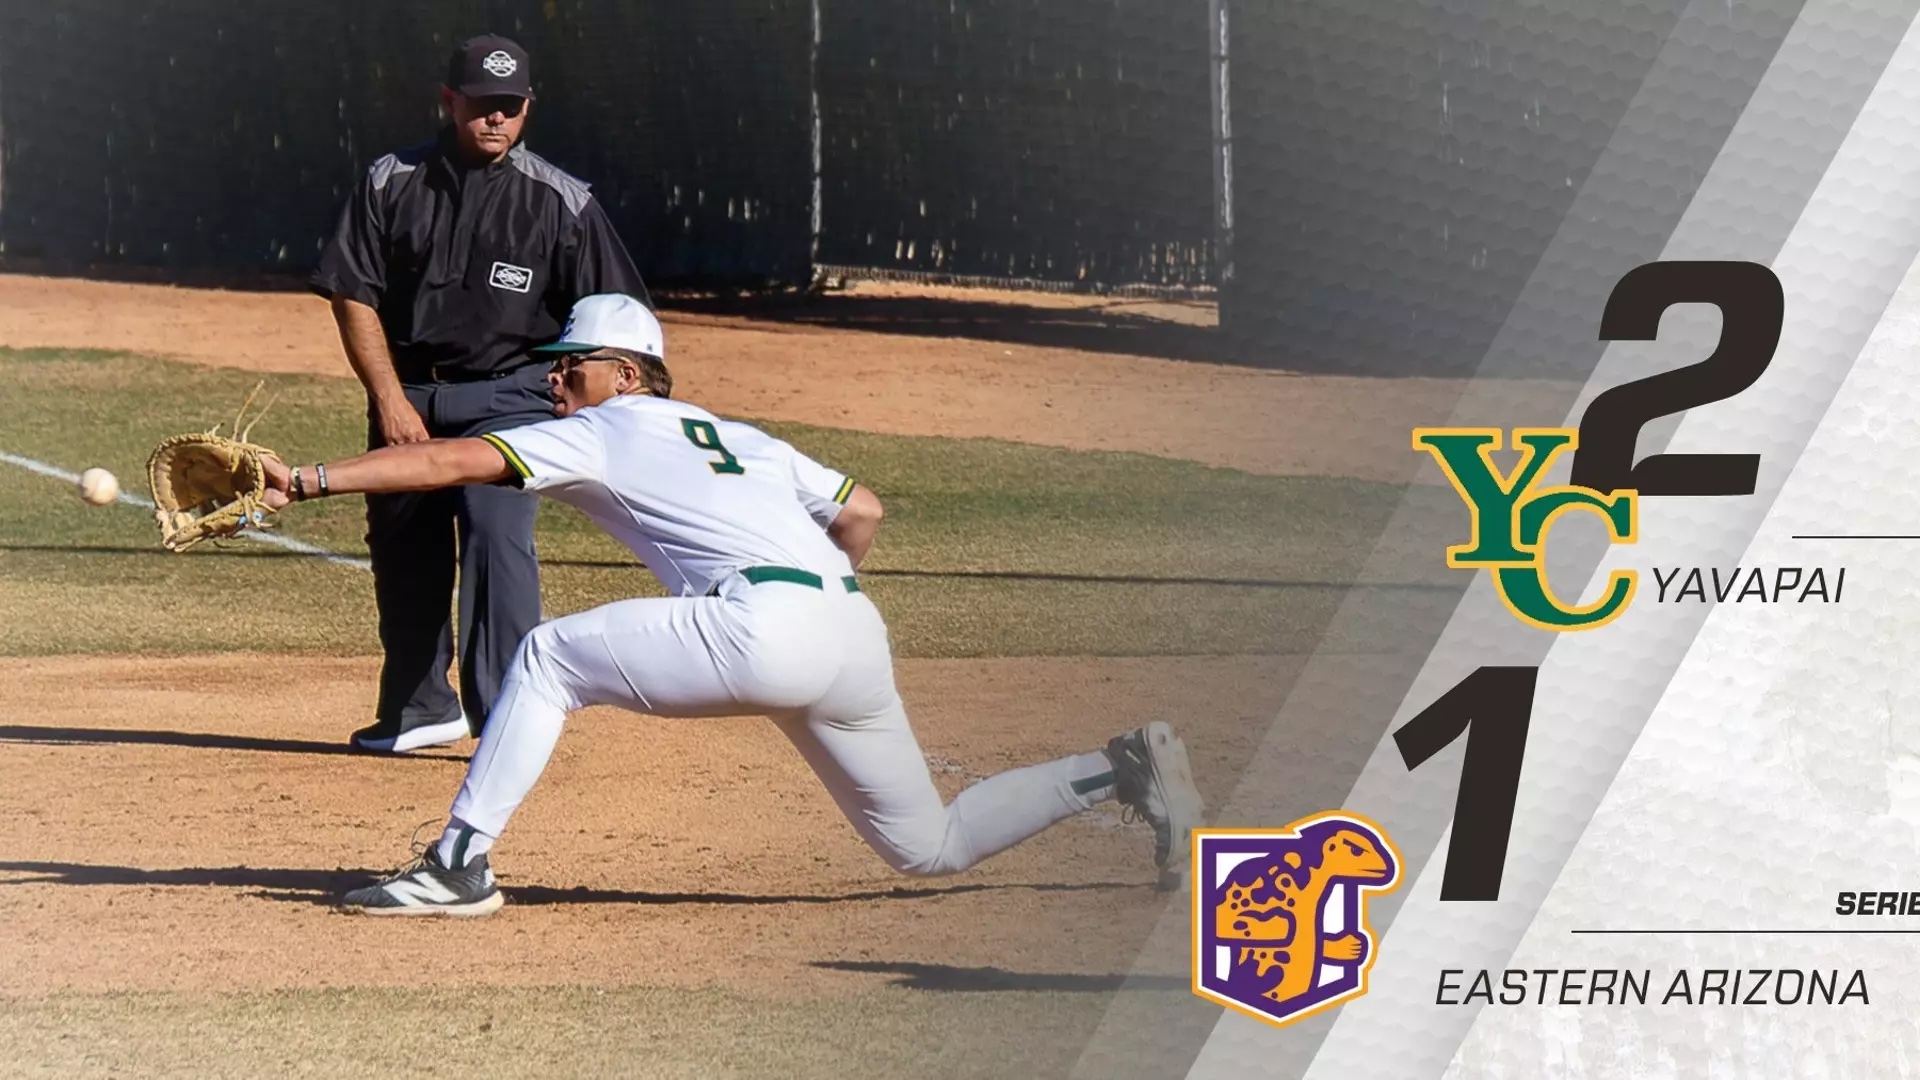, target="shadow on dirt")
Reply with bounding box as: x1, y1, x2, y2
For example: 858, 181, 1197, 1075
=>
0, 724, 466, 761
809, 960, 1190, 993
0, 259, 1256, 369
0, 861, 1147, 910
670, 289, 1227, 365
